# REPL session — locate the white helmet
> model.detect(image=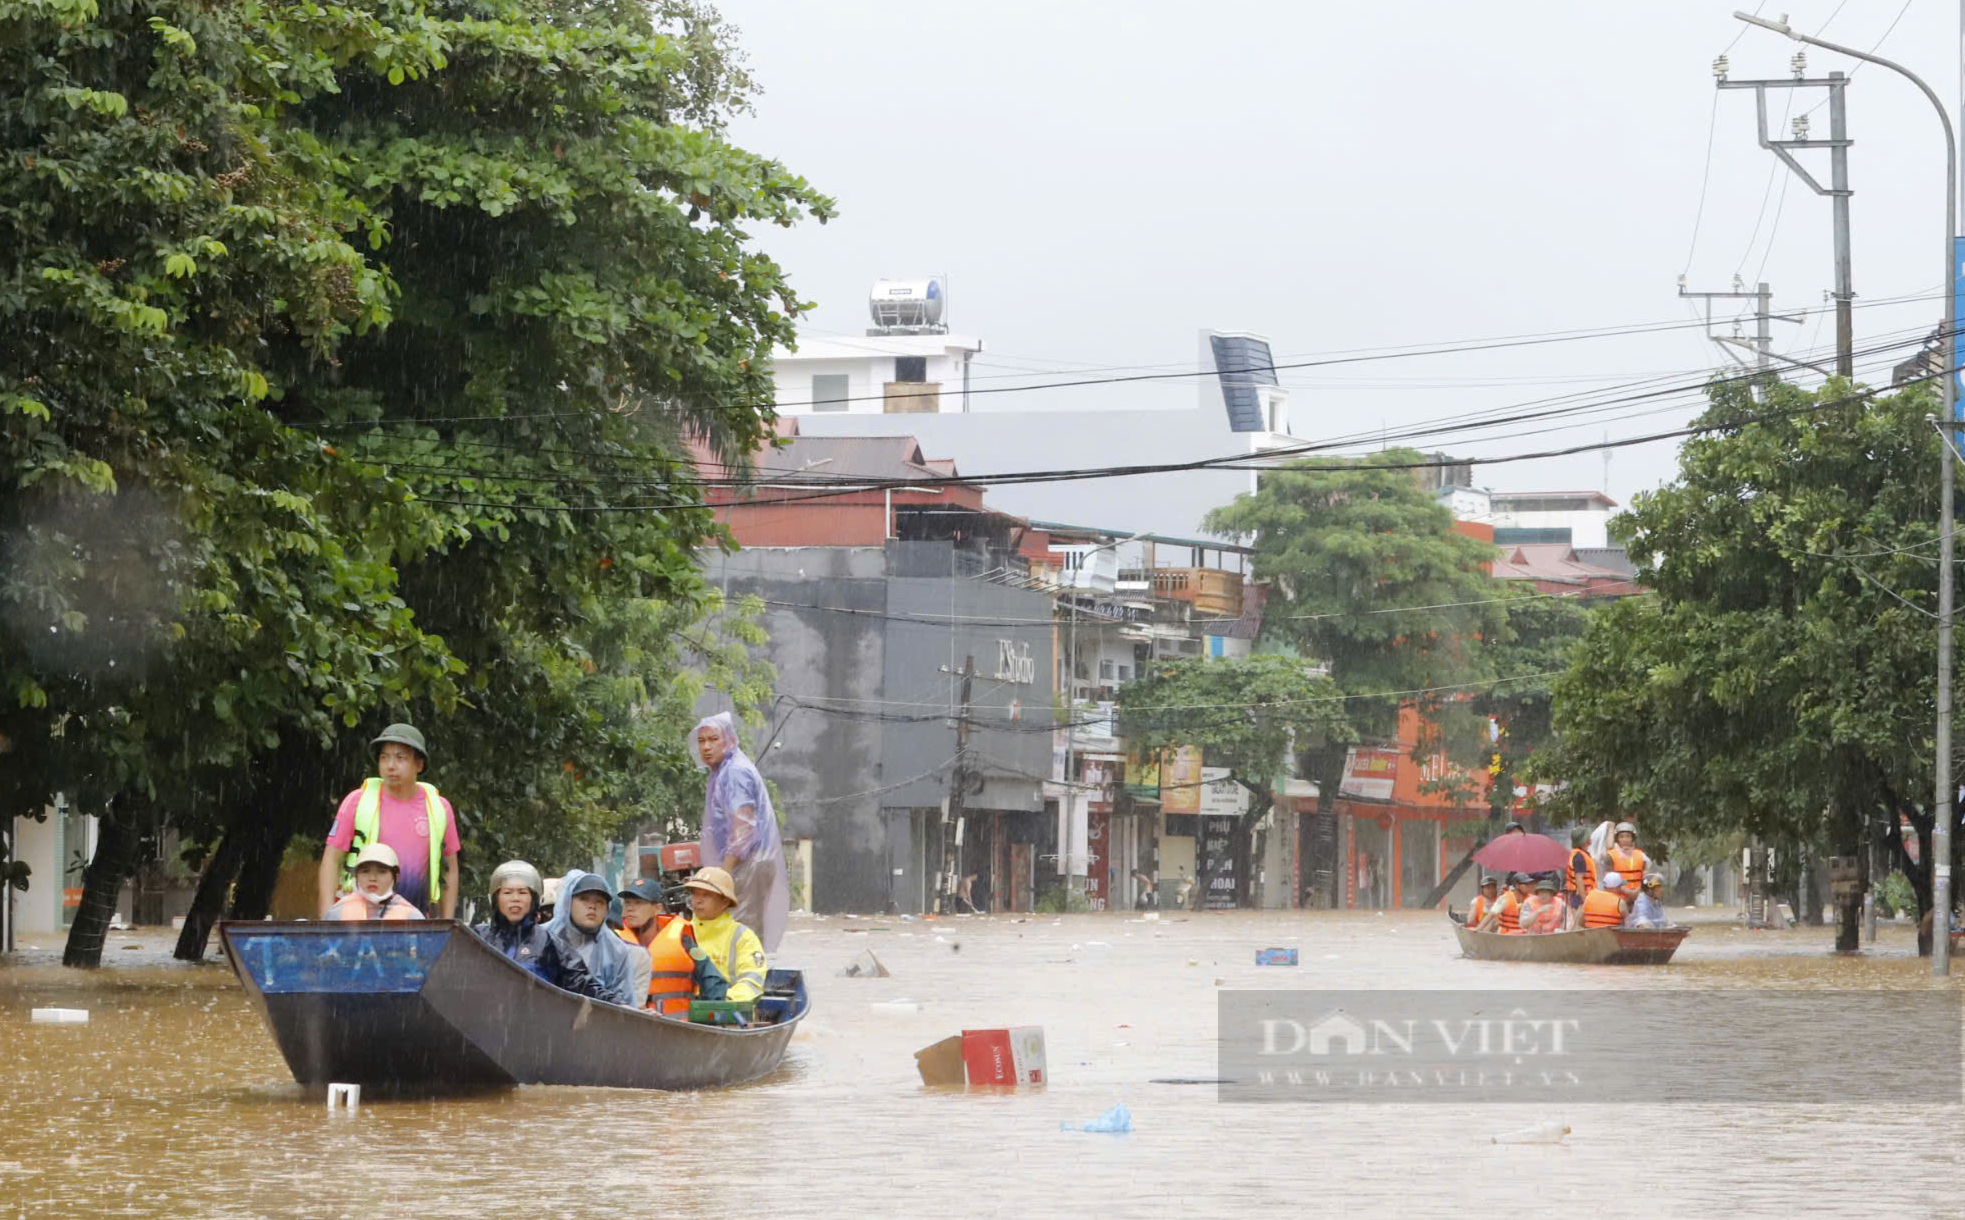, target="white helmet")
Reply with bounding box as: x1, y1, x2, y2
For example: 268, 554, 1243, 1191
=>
1601, 872, 1625, 890
488, 859, 543, 899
